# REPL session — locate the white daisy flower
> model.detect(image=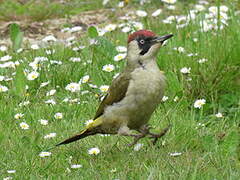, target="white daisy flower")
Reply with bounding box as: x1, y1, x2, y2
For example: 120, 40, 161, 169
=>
42, 35, 57, 42
39, 119, 48, 125
102, 64, 115, 72
20, 122, 29, 130
99, 85, 109, 93
195, 4, 205, 12
81, 75, 90, 83
161, 0, 177, 4
104, 24, 117, 32
39, 151, 52, 157
114, 53, 127, 61
169, 152, 182, 156
167, 5, 176, 10
0, 45, 7, 52
0, 85, 8, 92
54, 112, 63, 119
27, 71, 39, 80
45, 49, 55, 55
133, 143, 144, 151
162, 96, 169, 102
198, 58, 208, 64
31, 44, 40, 50
69, 57, 81, 62
88, 147, 100, 155
121, 26, 131, 33
0, 55, 12, 62
14, 113, 24, 119
193, 99, 206, 109
44, 133, 57, 139
65, 83, 81, 92
152, 9, 162, 17
116, 46, 127, 53
136, 10, 148, 17
40, 81, 50, 88
180, 67, 191, 74
173, 96, 179, 102
7, 170, 16, 174
46, 89, 56, 96
70, 26, 82, 33
45, 99, 56, 105
215, 112, 223, 118
118, 1, 124, 7
71, 164, 82, 169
